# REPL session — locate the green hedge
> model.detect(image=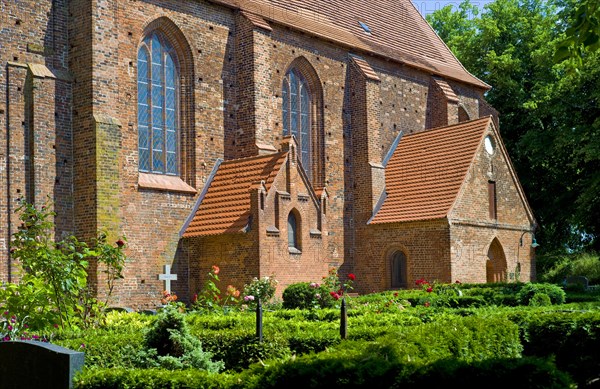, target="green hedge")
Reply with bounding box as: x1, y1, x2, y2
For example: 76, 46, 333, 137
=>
74, 368, 234, 389
518, 310, 600, 387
